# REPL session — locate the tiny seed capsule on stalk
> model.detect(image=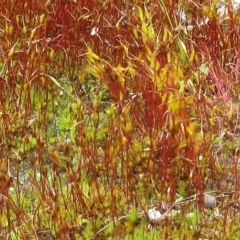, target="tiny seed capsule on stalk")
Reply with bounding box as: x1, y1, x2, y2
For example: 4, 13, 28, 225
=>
23, 25, 27, 34
30, 28, 36, 39
8, 48, 14, 57
49, 48, 55, 59
39, 14, 45, 23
